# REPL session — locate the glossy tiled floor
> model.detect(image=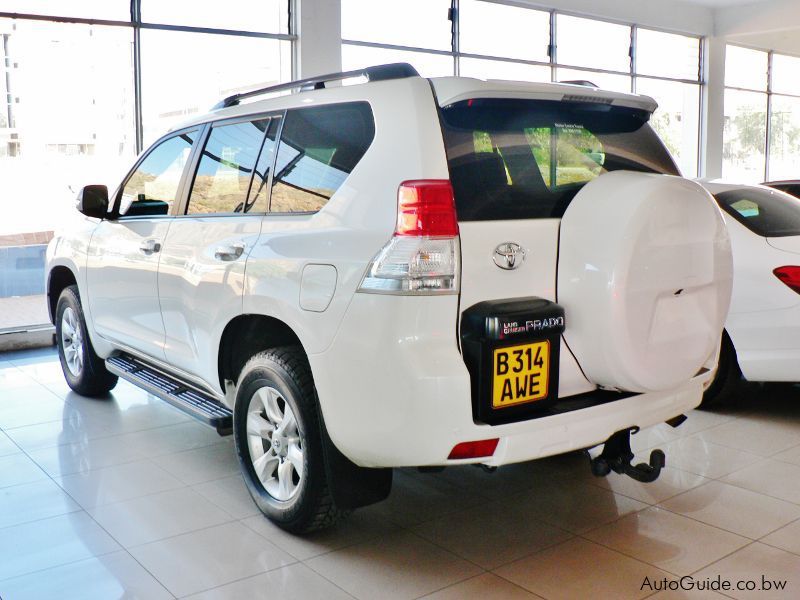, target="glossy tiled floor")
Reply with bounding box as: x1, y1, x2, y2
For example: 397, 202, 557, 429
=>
1, 347, 800, 599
